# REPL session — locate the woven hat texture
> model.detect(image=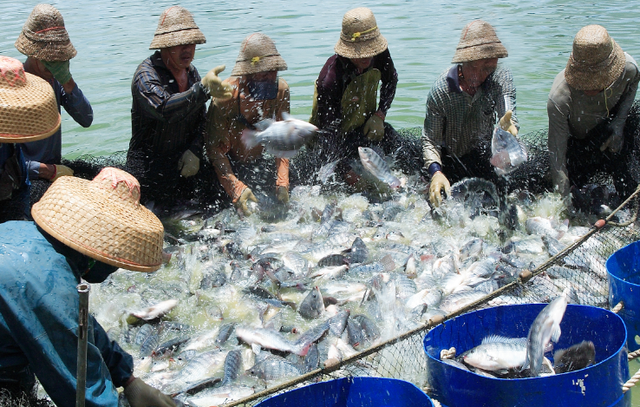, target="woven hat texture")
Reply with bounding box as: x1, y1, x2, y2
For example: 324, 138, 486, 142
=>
0, 56, 60, 143
149, 6, 206, 49
15, 4, 76, 61
334, 7, 388, 59
231, 33, 287, 76
565, 25, 625, 91
32, 168, 165, 272
451, 20, 508, 63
